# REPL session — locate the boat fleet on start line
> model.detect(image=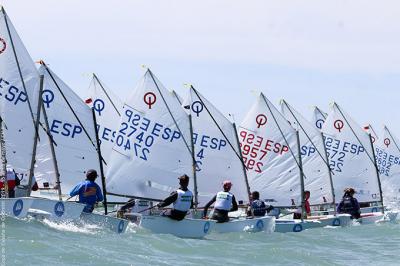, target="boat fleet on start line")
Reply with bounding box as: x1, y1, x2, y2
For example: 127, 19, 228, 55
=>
0, 6, 399, 238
